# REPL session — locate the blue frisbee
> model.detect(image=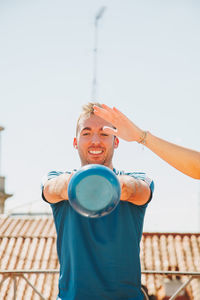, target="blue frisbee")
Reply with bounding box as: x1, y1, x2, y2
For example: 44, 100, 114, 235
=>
68, 164, 121, 218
